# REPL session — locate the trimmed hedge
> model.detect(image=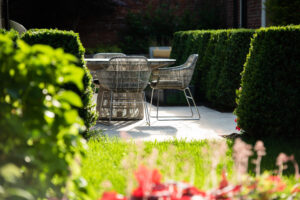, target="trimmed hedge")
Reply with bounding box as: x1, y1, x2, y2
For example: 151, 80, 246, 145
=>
235, 25, 300, 137
21, 29, 97, 133
0, 28, 20, 41
214, 29, 254, 108
171, 29, 254, 109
